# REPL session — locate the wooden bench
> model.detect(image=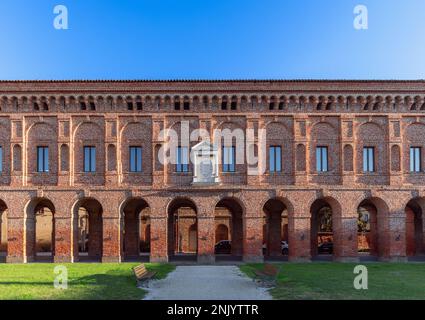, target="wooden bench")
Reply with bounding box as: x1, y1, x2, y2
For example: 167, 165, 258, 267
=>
253, 264, 280, 287
133, 264, 157, 286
